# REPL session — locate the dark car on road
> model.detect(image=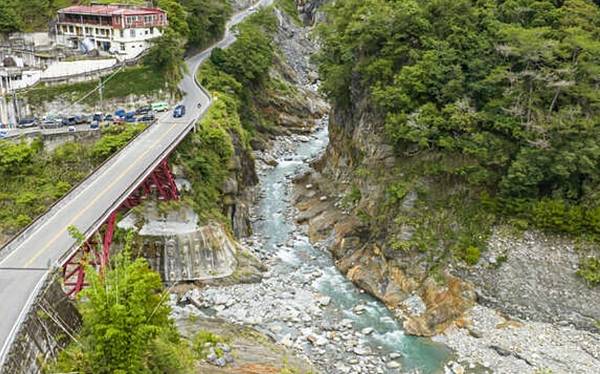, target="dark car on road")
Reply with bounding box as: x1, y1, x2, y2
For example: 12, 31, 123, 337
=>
136, 105, 152, 115
62, 117, 77, 127
173, 105, 186, 118
104, 114, 114, 122
138, 111, 156, 123
74, 115, 89, 124
17, 117, 37, 128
